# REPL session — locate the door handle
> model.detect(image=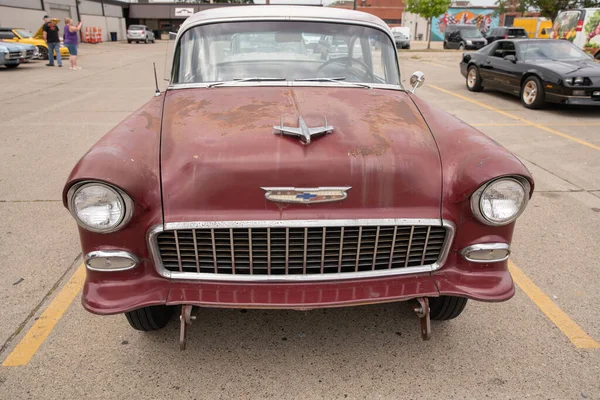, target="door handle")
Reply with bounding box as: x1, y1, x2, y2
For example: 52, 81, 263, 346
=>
485, 60, 491, 64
